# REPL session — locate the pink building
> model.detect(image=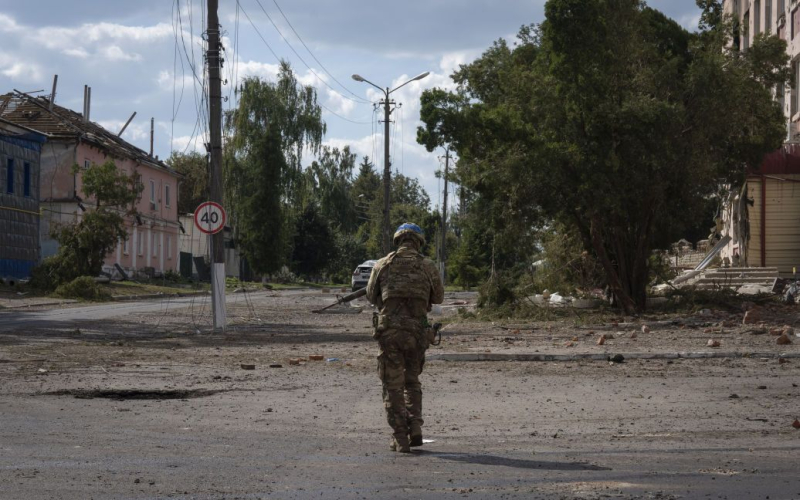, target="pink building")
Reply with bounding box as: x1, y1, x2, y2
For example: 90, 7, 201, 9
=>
0, 92, 181, 278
